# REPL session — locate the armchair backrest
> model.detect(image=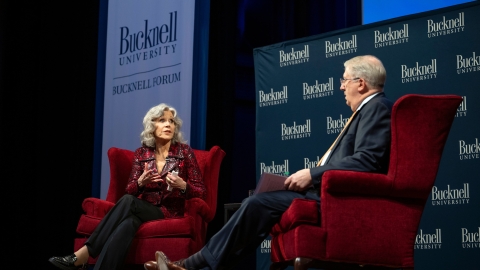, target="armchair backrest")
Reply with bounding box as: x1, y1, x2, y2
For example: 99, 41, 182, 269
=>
106, 147, 135, 203
192, 146, 226, 221
106, 145, 226, 219
387, 94, 463, 199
